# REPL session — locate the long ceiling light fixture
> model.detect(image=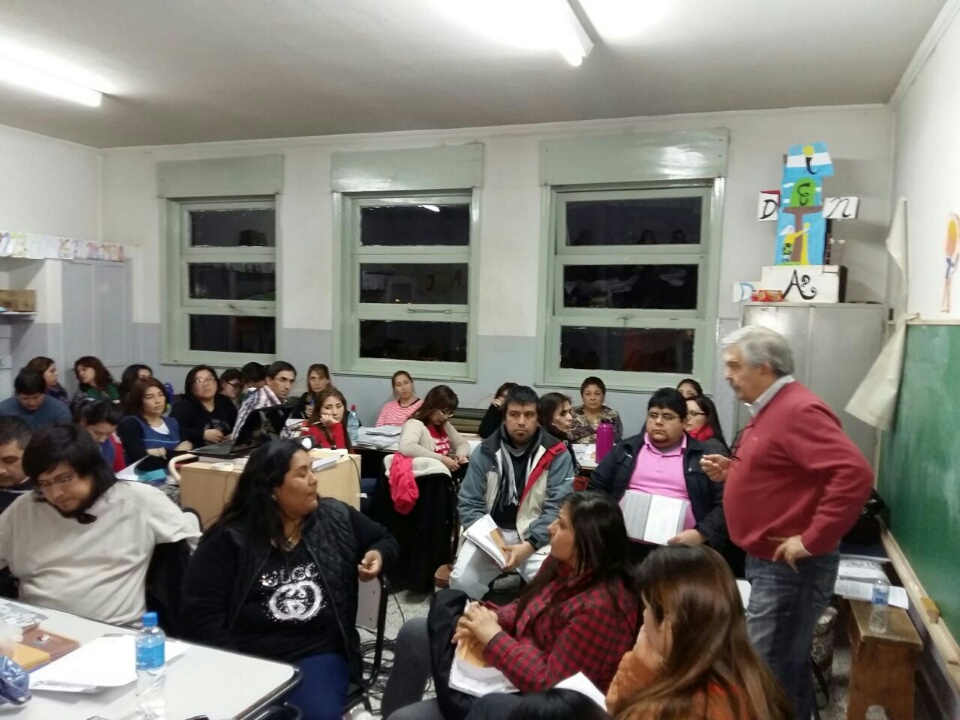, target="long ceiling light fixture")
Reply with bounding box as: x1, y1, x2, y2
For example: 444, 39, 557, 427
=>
0, 54, 102, 107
